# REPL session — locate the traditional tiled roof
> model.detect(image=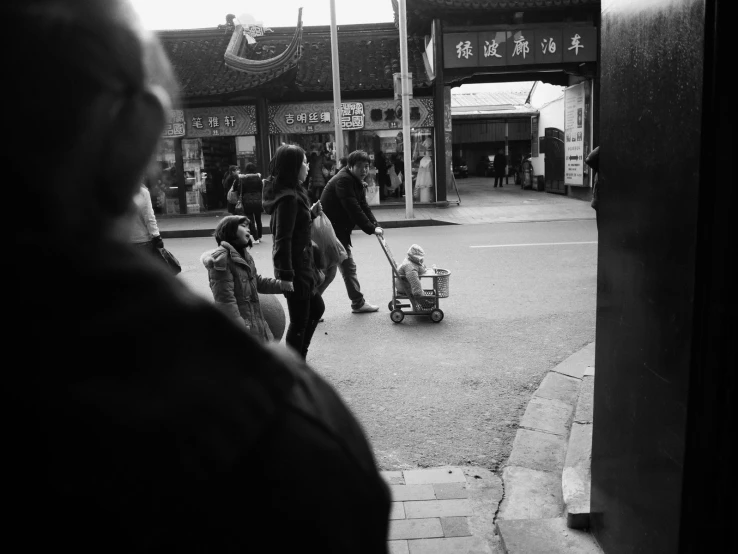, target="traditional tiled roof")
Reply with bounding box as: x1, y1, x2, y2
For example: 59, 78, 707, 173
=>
392, 0, 601, 29
158, 23, 430, 101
